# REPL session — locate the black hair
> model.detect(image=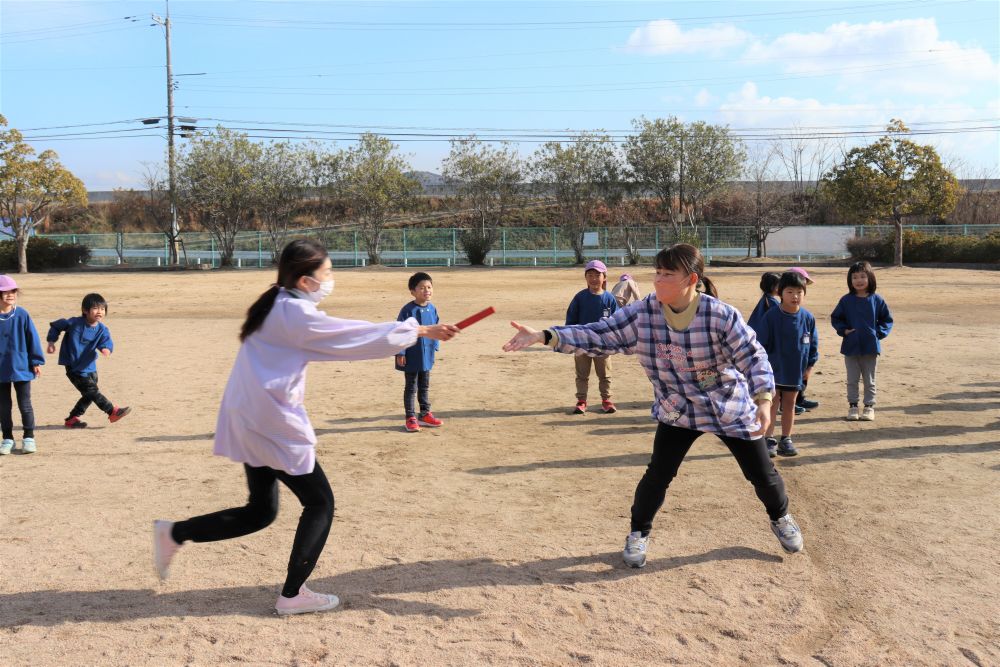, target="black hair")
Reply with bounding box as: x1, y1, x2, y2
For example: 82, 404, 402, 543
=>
82, 293, 108, 313
240, 239, 329, 342
654, 243, 718, 298
408, 272, 433, 291
847, 260, 877, 294
759, 272, 781, 295
778, 271, 808, 295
